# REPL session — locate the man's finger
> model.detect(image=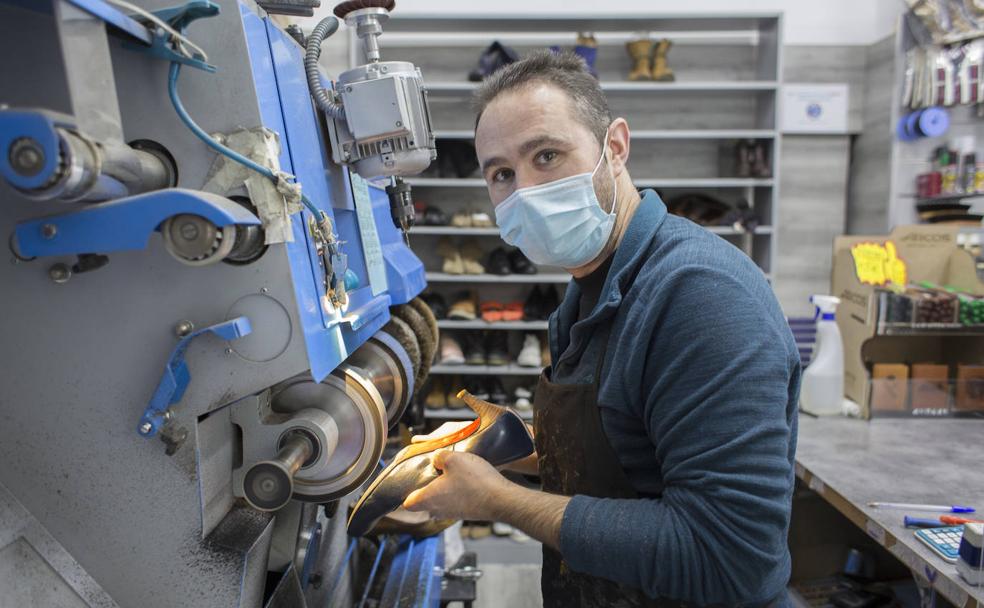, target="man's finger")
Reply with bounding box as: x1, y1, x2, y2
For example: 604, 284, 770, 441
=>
432, 449, 454, 470
403, 487, 427, 511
